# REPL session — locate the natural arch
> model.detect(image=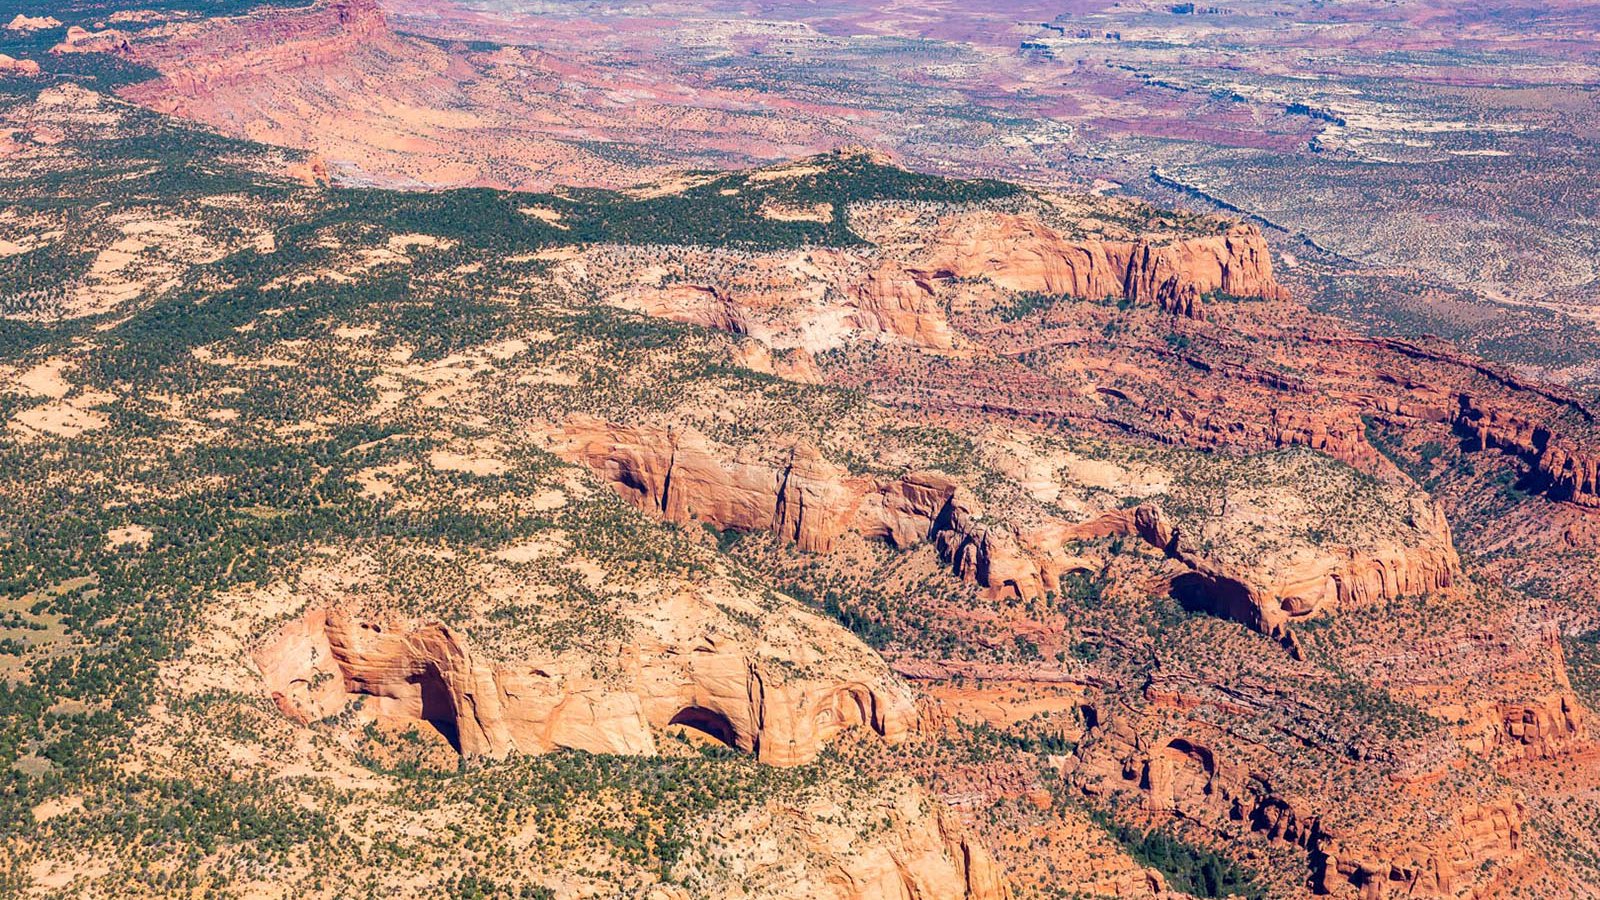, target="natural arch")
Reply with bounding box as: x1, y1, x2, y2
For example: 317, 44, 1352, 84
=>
818, 685, 874, 734
413, 664, 461, 753
1163, 738, 1216, 776
1170, 571, 1264, 632
669, 706, 740, 748
1078, 704, 1100, 730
